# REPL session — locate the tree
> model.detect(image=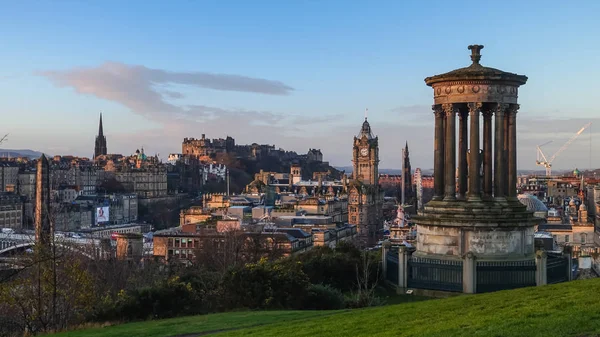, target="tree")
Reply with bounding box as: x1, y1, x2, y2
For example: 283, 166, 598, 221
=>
0, 243, 95, 335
